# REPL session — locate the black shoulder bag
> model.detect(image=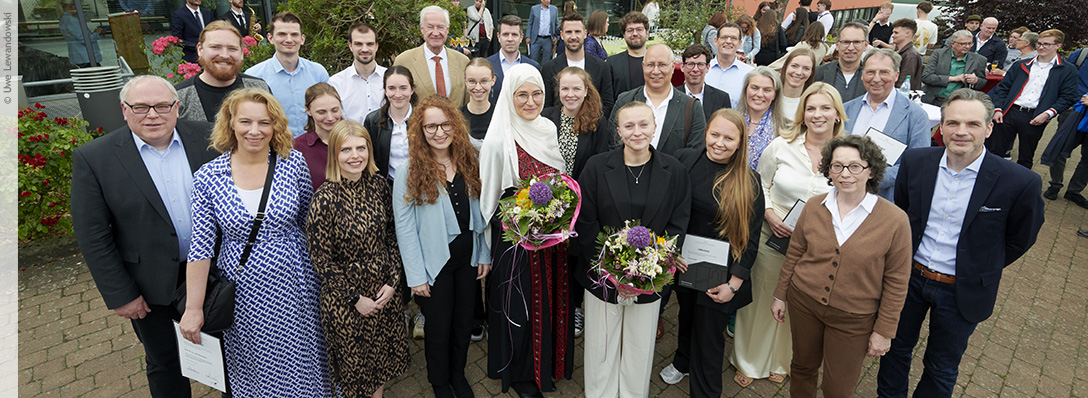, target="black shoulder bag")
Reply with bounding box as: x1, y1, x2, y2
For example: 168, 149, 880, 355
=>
173, 153, 277, 333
